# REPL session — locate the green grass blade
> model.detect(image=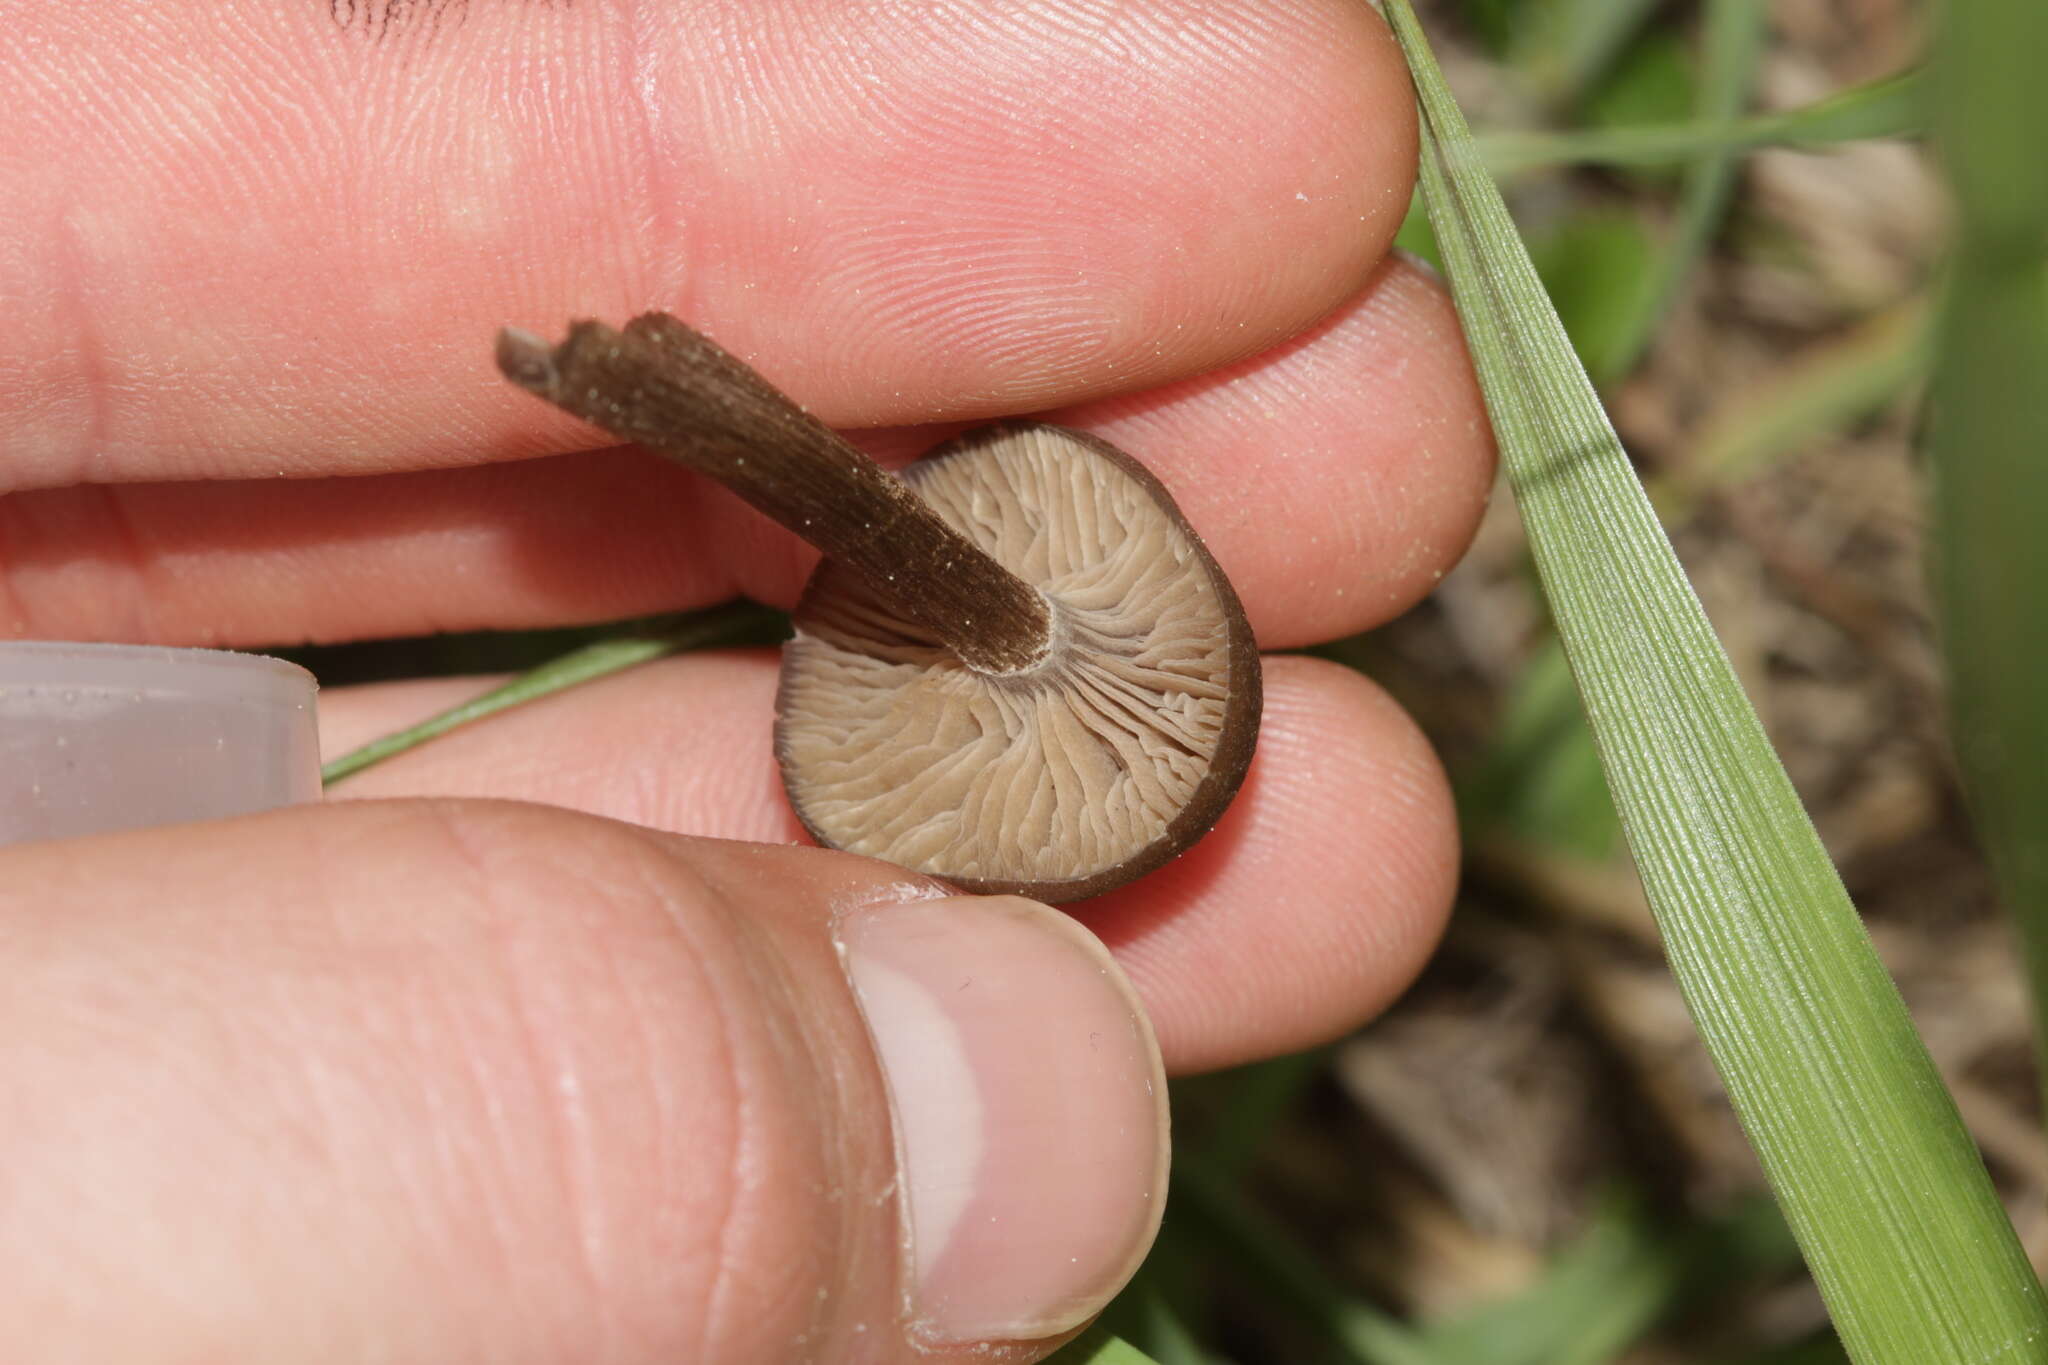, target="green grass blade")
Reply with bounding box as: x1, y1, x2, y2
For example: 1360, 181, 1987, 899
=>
1479, 69, 1923, 173
1381, 4, 2048, 1361
1099, 1253, 1217, 1365
320, 601, 784, 784
1043, 1327, 1165, 1365
1173, 1160, 1444, 1365
1662, 299, 1929, 509
1926, 1, 2048, 1098
1509, 0, 1663, 109
1417, 1192, 1801, 1365
1132, 1287, 1212, 1365
1194, 1049, 1328, 1179
1599, 0, 1768, 379
1415, 1194, 1675, 1365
